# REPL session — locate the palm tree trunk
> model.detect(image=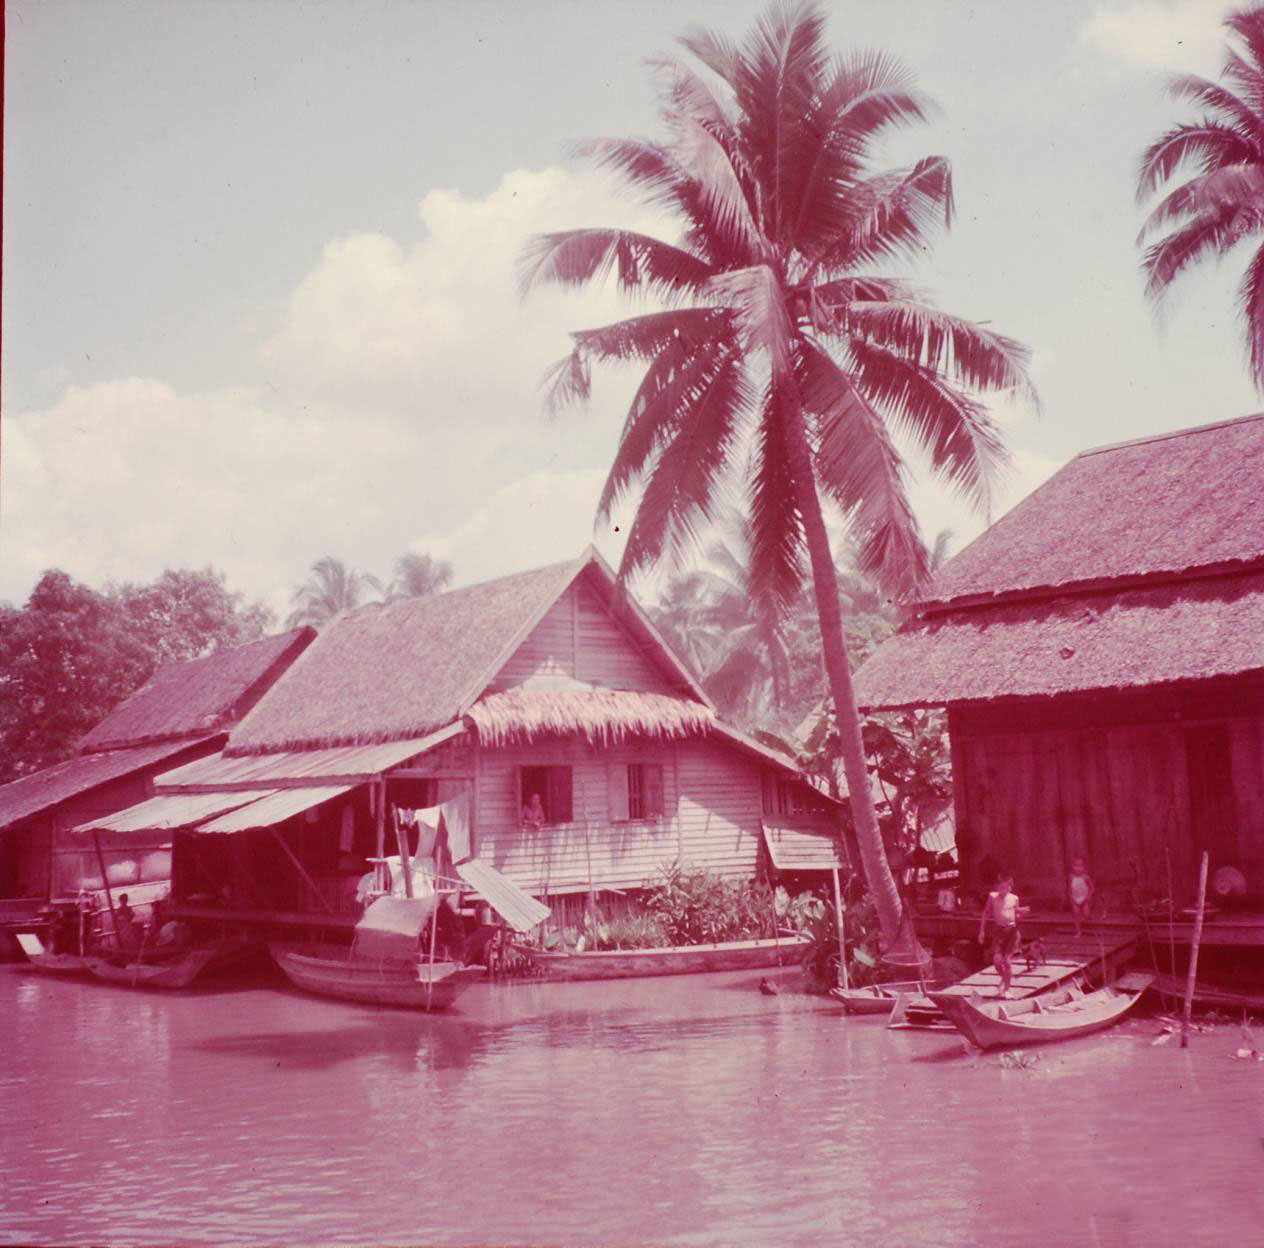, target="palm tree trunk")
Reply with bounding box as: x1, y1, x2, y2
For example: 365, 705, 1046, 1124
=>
781, 407, 904, 947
